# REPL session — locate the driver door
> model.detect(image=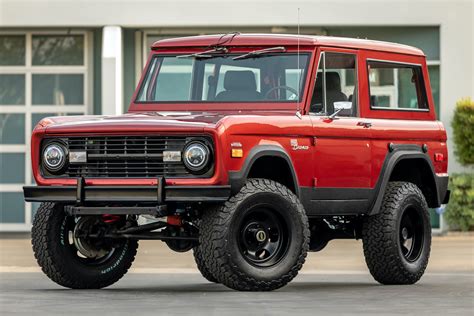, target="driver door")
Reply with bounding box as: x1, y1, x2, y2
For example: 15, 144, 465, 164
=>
308, 49, 372, 214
